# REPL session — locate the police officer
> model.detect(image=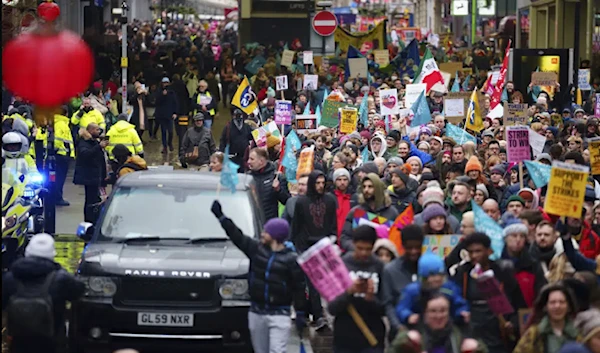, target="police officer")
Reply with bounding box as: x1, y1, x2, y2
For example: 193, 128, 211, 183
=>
53, 106, 75, 206
105, 113, 144, 159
